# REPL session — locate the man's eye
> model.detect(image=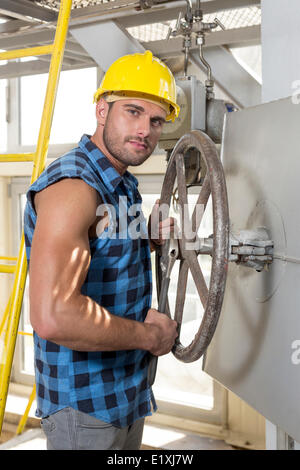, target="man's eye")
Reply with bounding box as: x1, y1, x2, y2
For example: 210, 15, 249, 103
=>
128, 109, 139, 116
151, 119, 163, 127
